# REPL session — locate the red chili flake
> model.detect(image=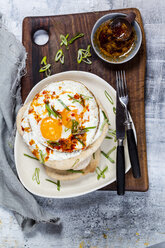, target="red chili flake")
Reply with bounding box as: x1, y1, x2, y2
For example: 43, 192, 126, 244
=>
74, 93, 80, 99
46, 147, 51, 154
29, 139, 35, 145
32, 149, 39, 159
